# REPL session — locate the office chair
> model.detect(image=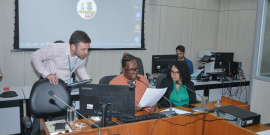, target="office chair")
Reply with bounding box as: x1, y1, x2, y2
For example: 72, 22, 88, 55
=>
22, 79, 71, 135
135, 57, 144, 76
156, 75, 166, 88
99, 75, 118, 84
